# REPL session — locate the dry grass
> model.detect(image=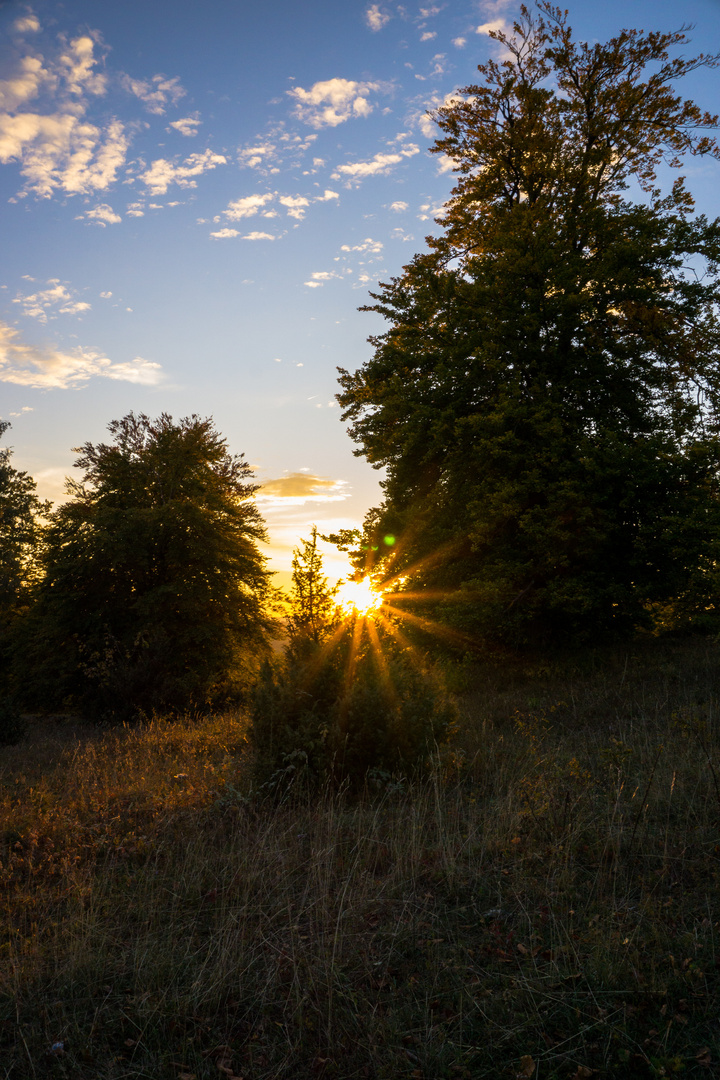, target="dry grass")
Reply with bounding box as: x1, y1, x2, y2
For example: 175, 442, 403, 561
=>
1, 637, 719, 1079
